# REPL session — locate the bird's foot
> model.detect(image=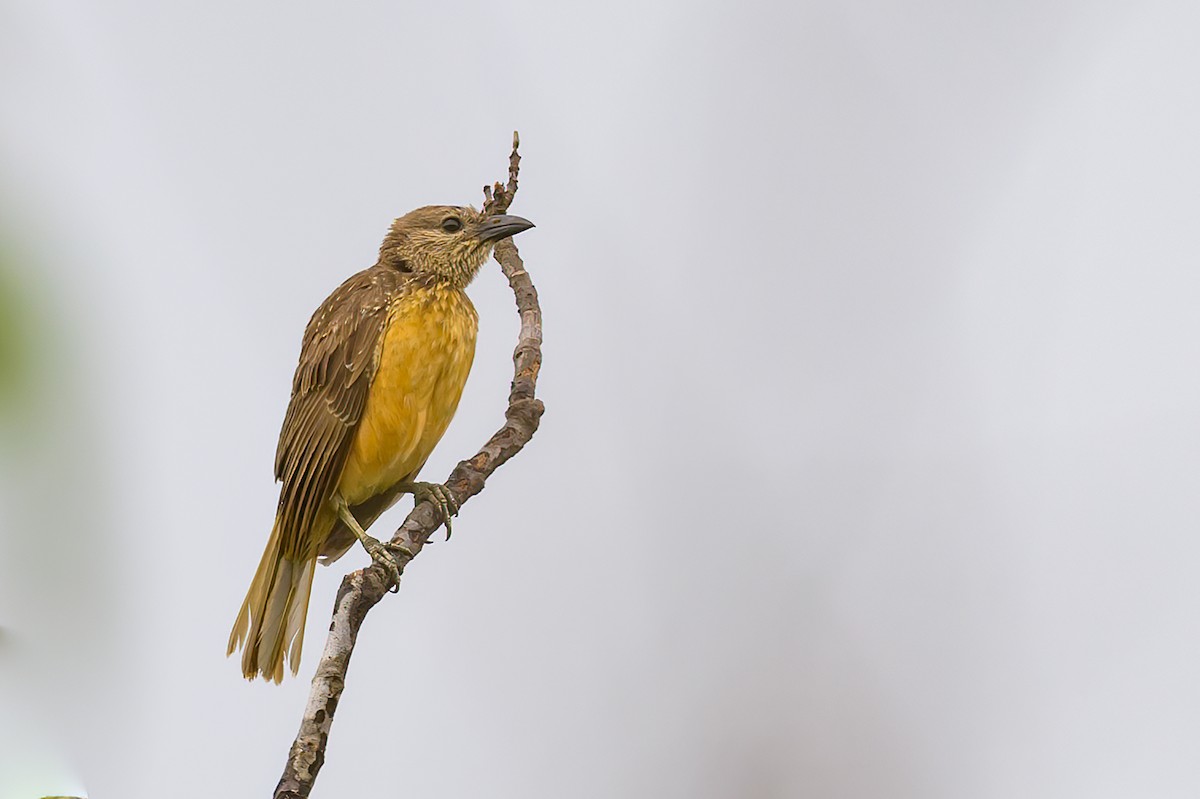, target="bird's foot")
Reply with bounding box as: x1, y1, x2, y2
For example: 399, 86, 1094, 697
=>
400, 481, 460, 540
335, 494, 414, 593
360, 534, 415, 593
